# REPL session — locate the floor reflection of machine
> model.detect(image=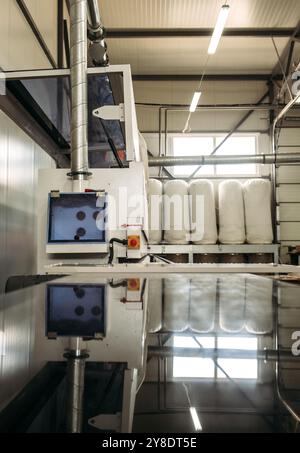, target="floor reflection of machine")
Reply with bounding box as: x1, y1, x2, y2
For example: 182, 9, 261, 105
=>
46, 275, 147, 433
0, 274, 148, 433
